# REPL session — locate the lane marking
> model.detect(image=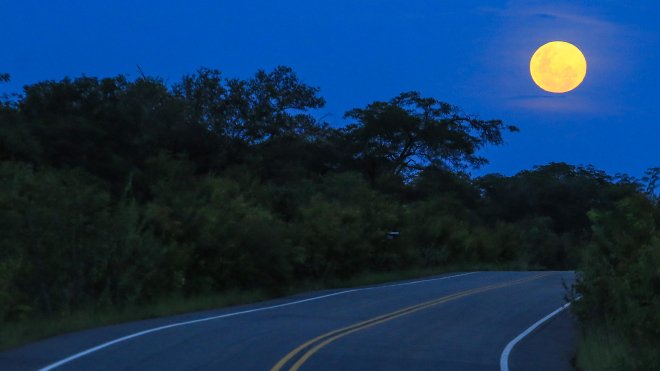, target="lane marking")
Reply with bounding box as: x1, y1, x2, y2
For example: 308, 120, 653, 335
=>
272, 272, 554, 371
38, 272, 476, 370
499, 301, 572, 371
